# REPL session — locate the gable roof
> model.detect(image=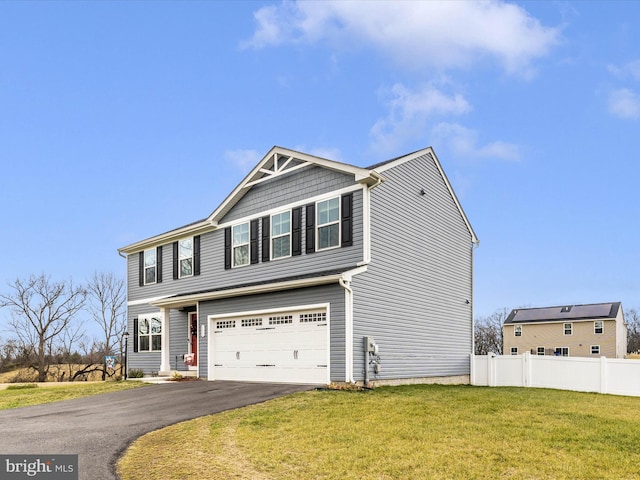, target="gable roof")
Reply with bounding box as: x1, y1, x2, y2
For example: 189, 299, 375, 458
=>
206, 146, 382, 225
118, 145, 478, 254
370, 147, 478, 245
504, 302, 622, 325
